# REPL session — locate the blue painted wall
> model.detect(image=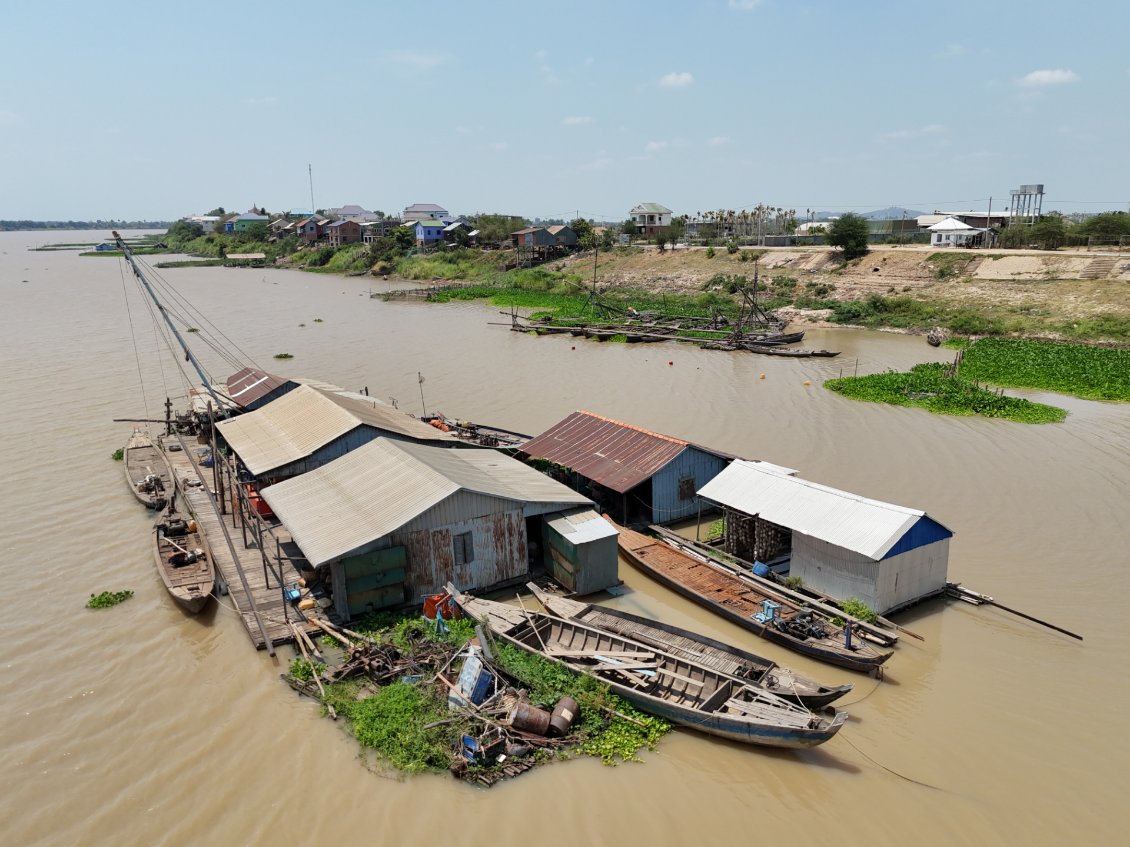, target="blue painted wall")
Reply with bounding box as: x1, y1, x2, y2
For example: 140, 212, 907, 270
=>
650, 447, 729, 524
882, 515, 954, 559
